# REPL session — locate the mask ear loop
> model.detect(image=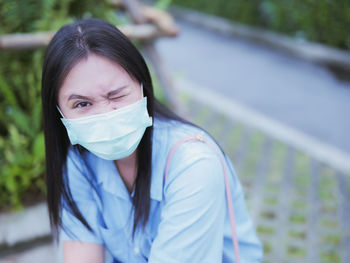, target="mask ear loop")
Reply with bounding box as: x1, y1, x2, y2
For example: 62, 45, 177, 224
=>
56, 106, 65, 118
141, 82, 144, 98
